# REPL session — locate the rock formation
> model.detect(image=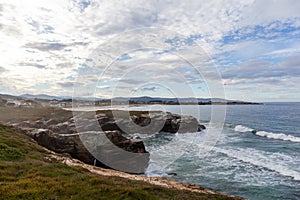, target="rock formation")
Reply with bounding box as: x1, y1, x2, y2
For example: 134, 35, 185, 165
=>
11, 109, 205, 174
24, 128, 149, 173
94, 110, 205, 134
